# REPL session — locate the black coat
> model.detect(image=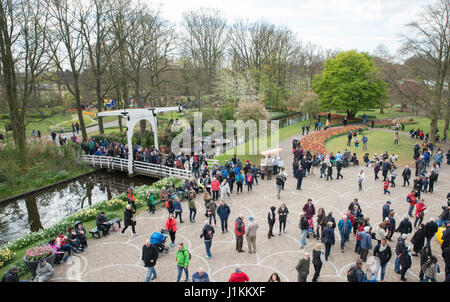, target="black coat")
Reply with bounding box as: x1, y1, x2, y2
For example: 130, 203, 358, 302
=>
268, 210, 276, 225
124, 208, 134, 226
399, 250, 412, 269
373, 243, 392, 265
397, 219, 412, 234
321, 226, 335, 245
142, 244, 159, 267
395, 238, 406, 256
299, 217, 309, 230
424, 221, 438, 239
411, 229, 426, 252
1, 270, 19, 282
442, 227, 450, 250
